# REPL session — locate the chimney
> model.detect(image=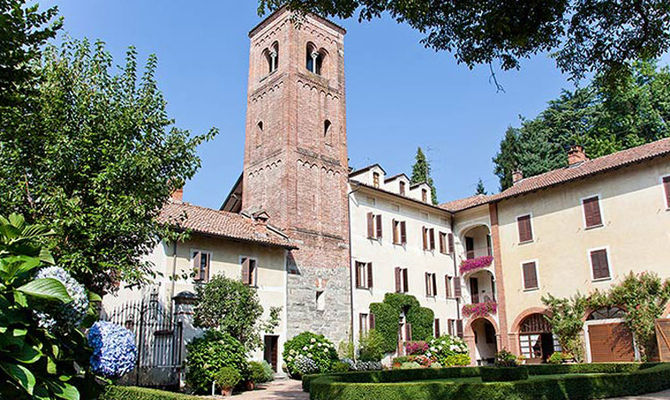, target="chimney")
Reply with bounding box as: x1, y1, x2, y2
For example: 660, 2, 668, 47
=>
171, 187, 183, 202
568, 145, 588, 166
512, 170, 524, 185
